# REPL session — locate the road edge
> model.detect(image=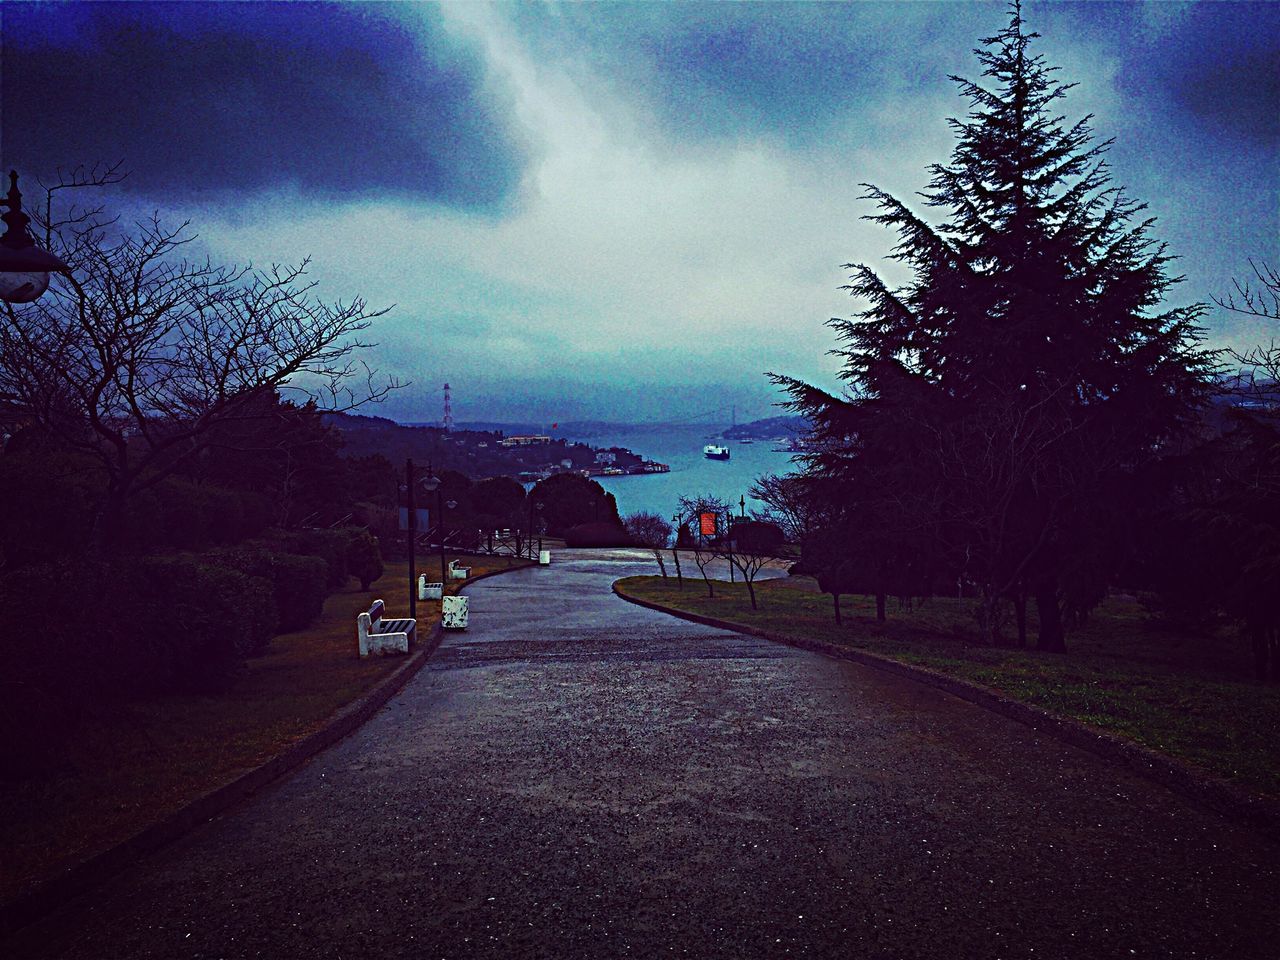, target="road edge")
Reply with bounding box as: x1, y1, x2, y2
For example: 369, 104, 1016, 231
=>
0, 562, 532, 939
612, 580, 1280, 843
